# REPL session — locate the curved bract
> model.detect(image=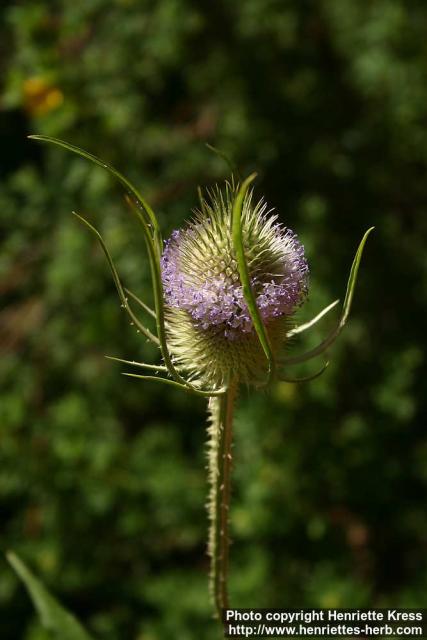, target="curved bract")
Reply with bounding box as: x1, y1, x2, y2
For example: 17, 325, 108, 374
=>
29, 135, 161, 253
280, 226, 375, 367
286, 299, 339, 337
